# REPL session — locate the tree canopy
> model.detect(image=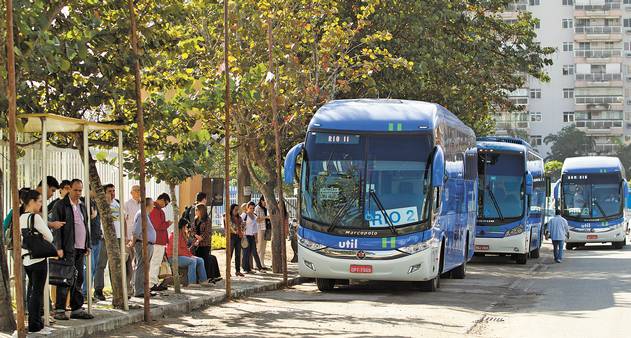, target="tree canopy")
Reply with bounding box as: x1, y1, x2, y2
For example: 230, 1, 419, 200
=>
544, 126, 595, 162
